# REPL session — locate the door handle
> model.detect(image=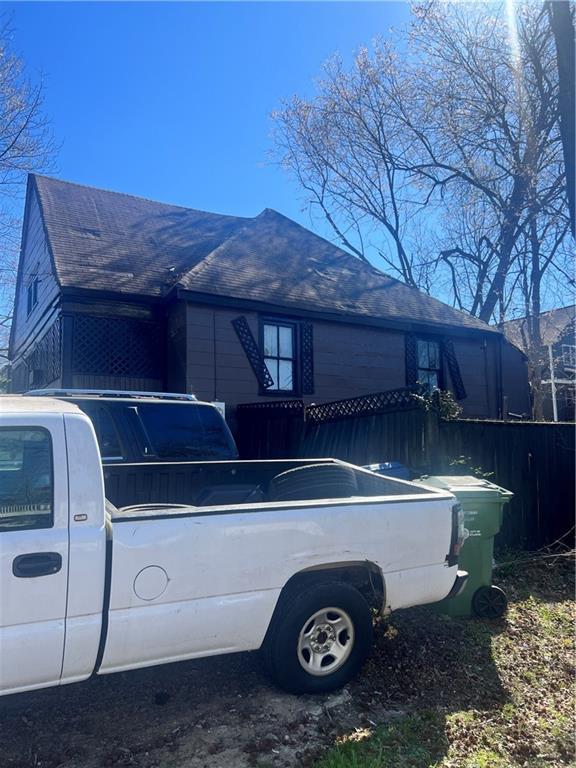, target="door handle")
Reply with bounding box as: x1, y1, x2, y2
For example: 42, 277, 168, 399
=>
12, 552, 62, 578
